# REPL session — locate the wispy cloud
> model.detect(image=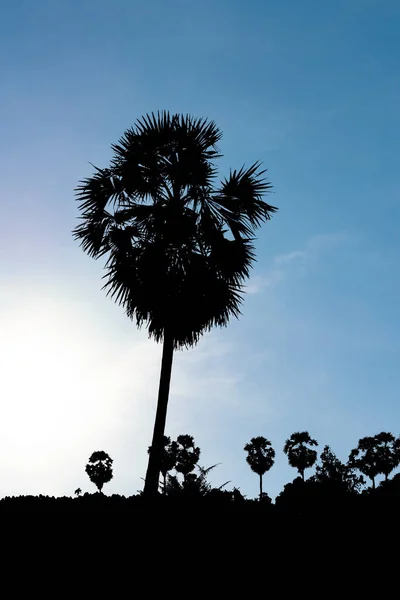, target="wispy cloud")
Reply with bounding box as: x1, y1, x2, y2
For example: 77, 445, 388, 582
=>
245, 230, 358, 295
